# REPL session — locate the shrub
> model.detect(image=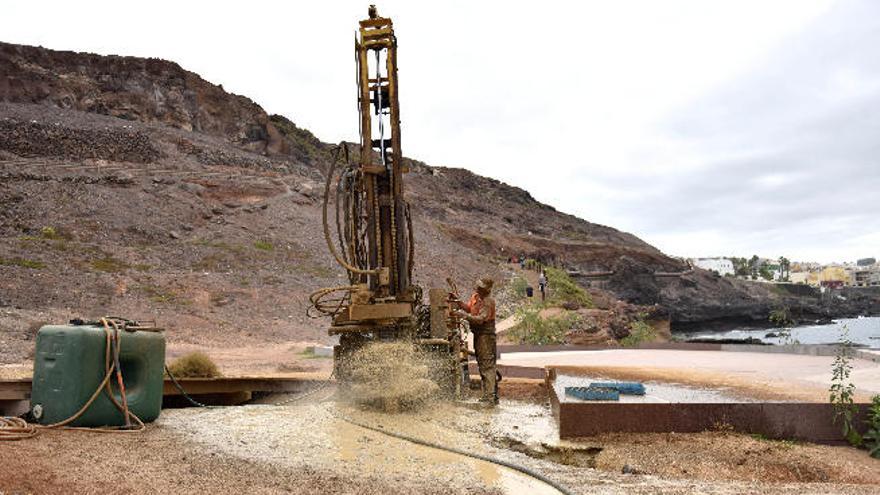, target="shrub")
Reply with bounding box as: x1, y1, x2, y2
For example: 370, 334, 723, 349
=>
864, 395, 880, 459
509, 305, 580, 345
167, 352, 221, 378
509, 275, 529, 297
544, 267, 592, 308
769, 307, 793, 327
620, 319, 657, 347
830, 324, 862, 447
